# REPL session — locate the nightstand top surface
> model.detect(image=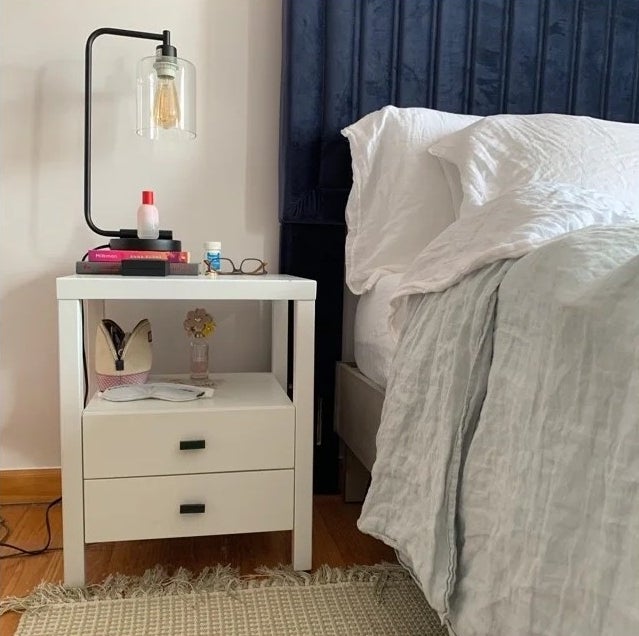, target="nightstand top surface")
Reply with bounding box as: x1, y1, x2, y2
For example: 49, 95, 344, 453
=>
57, 274, 316, 301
